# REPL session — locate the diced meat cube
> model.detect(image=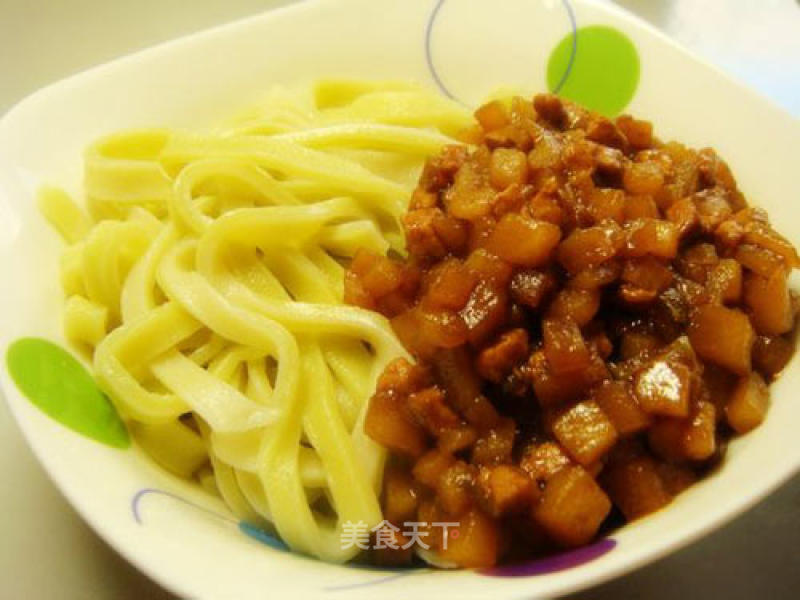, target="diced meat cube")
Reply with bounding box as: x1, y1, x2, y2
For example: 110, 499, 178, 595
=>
550, 400, 618, 466
510, 268, 557, 309
444, 150, 495, 220
437, 424, 478, 454
365, 390, 428, 458
659, 335, 702, 367
688, 304, 754, 375
533, 93, 567, 128
492, 182, 533, 217
412, 449, 455, 488
484, 123, 531, 152
345, 249, 419, 316
665, 197, 698, 238
477, 464, 537, 517
490, 148, 529, 190
601, 455, 671, 521
520, 442, 572, 485
437, 508, 500, 568
394, 309, 468, 357
616, 114, 653, 150
528, 133, 563, 170
391, 310, 432, 359
655, 461, 698, 496
419, 144, 468, 191
375, 358, 432, 396
431, 348, 500, 427
619, 330, 663, 360
726, 372, 770, 434
593, 145, 625, 184
484, 213, 562, 267
593, 380, 652, 436
706, 258, 742, 304
658, 272, 711, 329
409, 186, 439, 210
752, 335, 794, 379
407, 386, 461, 436
570, 261, 622, 290
743, 222, 800, 267
677, 242, 719, 284
418, 309, 469, 349
661, 142, 700, 198
475, 328, 530, 382
404, 207, 468, 261
423, 258, 477, 312
681, 400, 717, 460
697, 150, 742, 205
633, 359, 692, 417
474, 100, 510, 132
734, 244, 785, 278
743, 269, 794, 336
618, 284, 658, 306
460, 280, 508, 346
357, 251, 407, 297
621, 257, 673, 293
624, 195, 660, 221
623, 161, 665, 196
416, 498, 447, 551
529, 345, 610, 407
471, 418, 516, 466
343, 270, 376, 312
624, 218, 679, 259
647, 401, 717, 462
533, 466, 612, 547
464, 248, 514, 286
492, 183, 535, 219
557, 222, 624, 273
586, 117, 628, 150
436, 460, 477, 516
714, 218, 745, 249
383, 465, 419, 524
693, 187, 733, 232
702, 364, 737, 418
542, 318, 592, 376
547, 287, 601, 327
589, 188, 626, 224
